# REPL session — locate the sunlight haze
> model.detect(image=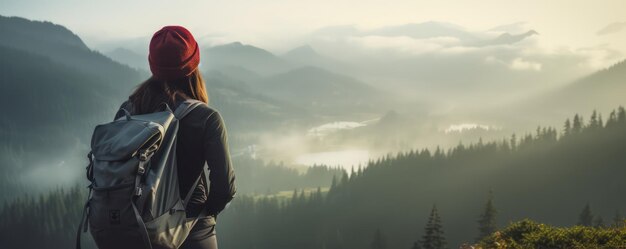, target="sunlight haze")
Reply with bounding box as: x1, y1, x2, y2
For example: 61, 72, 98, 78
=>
1, 0, 625, 60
